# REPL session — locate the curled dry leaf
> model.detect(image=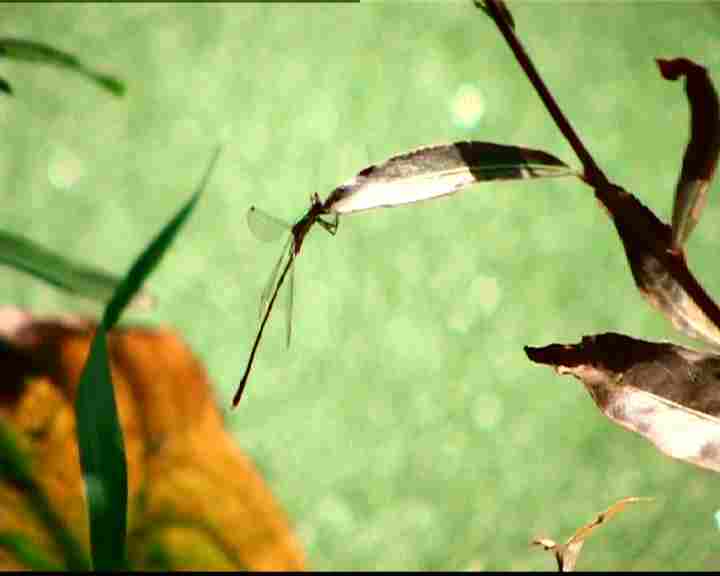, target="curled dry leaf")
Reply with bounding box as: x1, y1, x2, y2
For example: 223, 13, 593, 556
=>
0, 307, 304, 570
526, 332, 720, 473
532, 496, 653, 572
595, 183, 720, 348
656, 58, 720, 250
586, 60, 720, 347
